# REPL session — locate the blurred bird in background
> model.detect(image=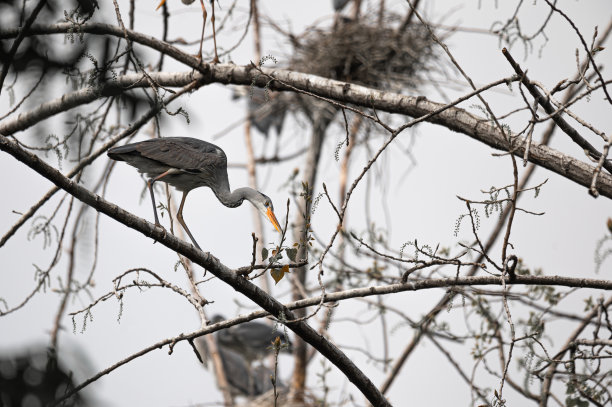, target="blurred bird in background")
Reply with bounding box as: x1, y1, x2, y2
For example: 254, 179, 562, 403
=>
212, 314, 292, 363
